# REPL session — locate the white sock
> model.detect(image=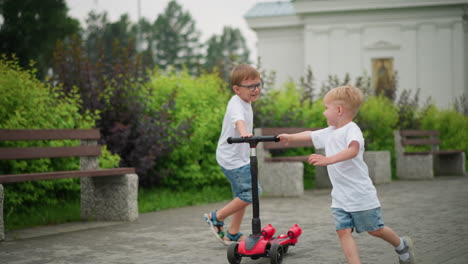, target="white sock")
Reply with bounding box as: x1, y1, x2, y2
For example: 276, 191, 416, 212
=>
395, 237, 405, 251
395, 237, 410, 261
